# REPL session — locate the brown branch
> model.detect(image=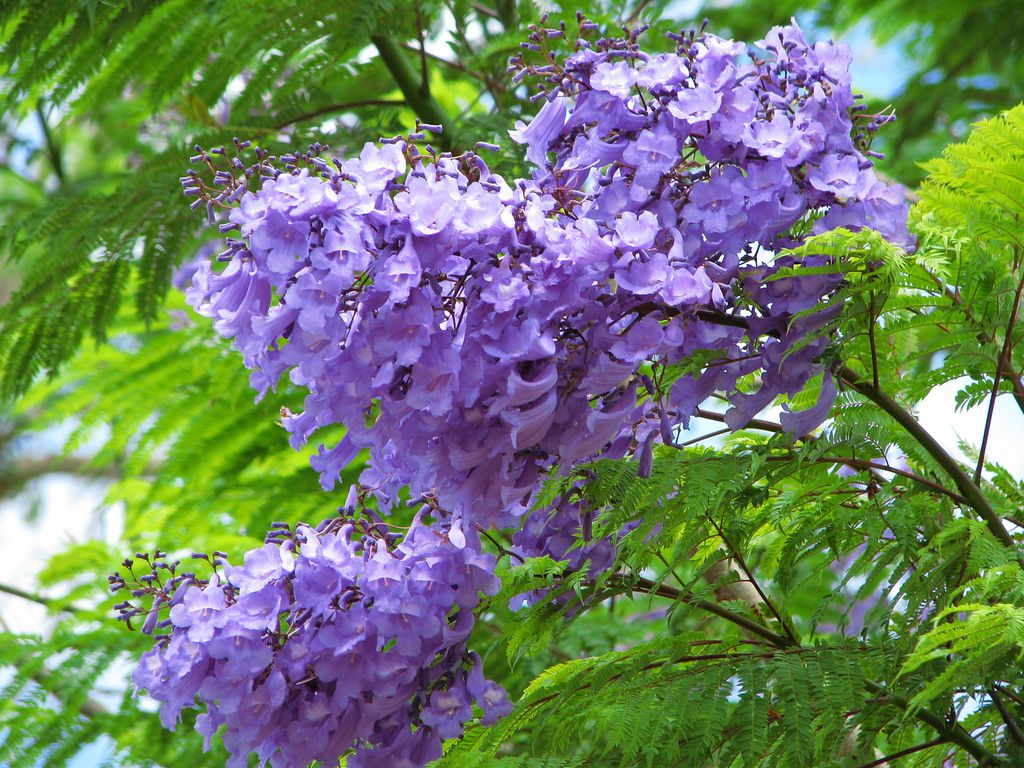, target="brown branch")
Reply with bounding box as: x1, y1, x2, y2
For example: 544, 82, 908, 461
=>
398, 43, 470, 74
694, 407, 785, 435
273, 99, 406, 130
624, 0, 653, 25
4, 453, 160, 480
471, 2, 500, 20
702, 512, 798, 644
0, 581, 79, 613
975, 259, 1024, 482
624, 574, 796, 648
838, 365, 1018, 555
860, 682, 996, 764
994, 685, 1024, 708
855, 736, 945, 768
681, 413, 963, 521
990, 686, 1024, 747
619, 575, 1000, 764
680, 426, 731, 446
443, 6, 505, 103
785, 455, 968, 506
